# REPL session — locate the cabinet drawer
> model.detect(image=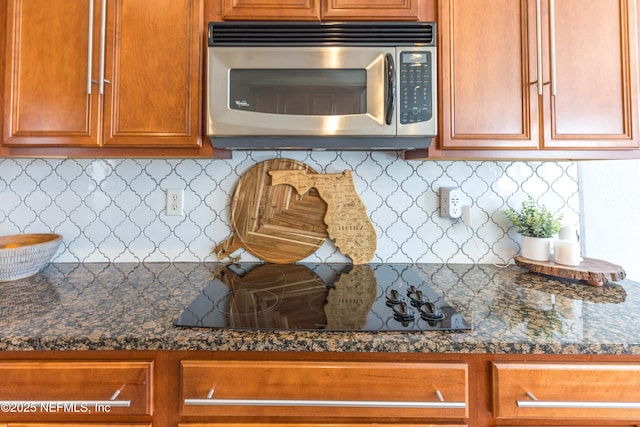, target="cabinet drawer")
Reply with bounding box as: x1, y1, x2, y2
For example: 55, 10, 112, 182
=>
7, 425, 150, 427
0, 361, 153, 417
181, 360, 468, 419
493, 362, 640, 420
179, 424, 466, 427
